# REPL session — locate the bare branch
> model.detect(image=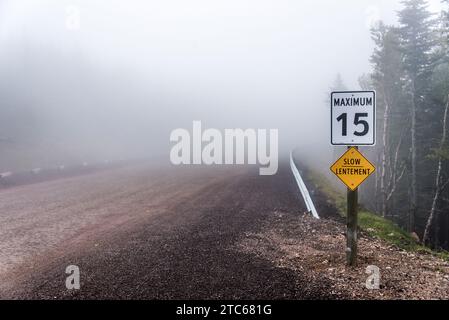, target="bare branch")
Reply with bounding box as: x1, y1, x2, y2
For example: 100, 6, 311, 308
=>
387, 163, 407, 202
